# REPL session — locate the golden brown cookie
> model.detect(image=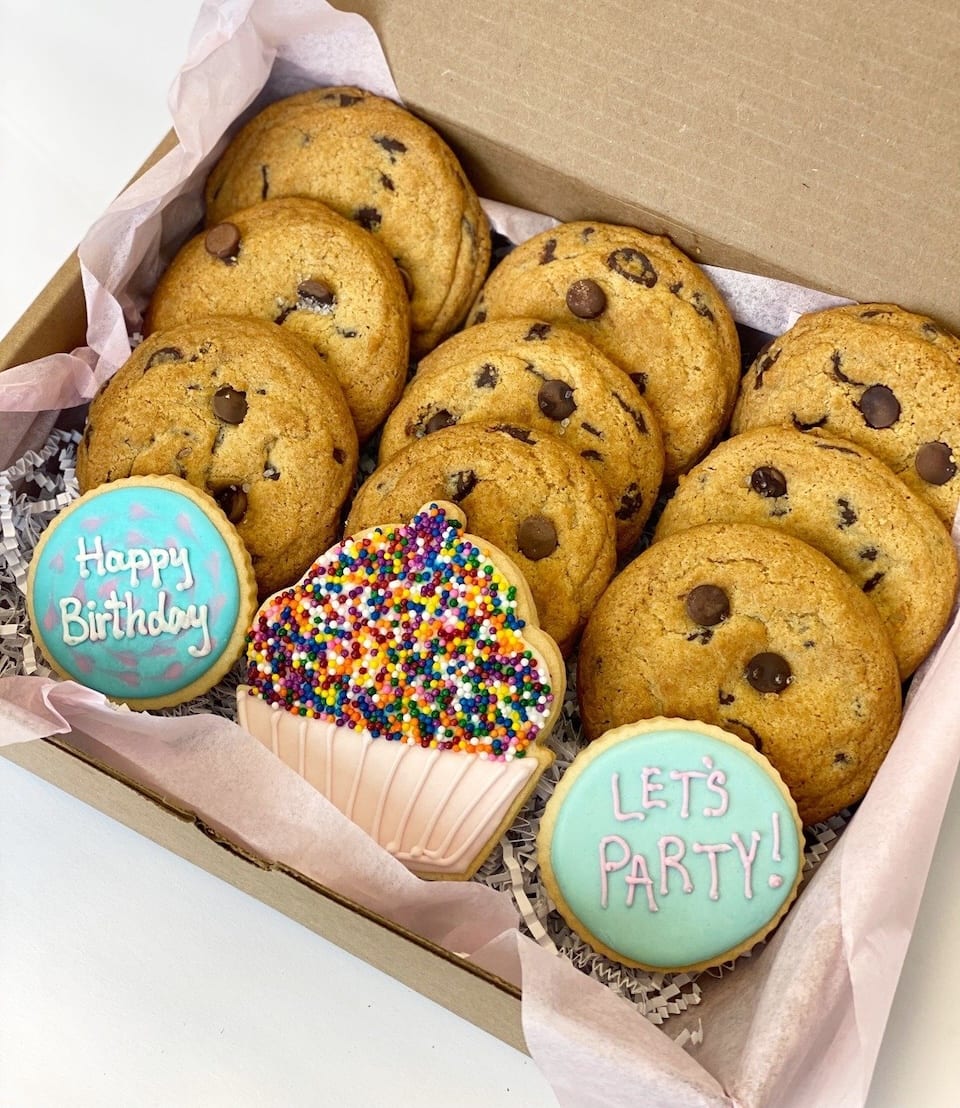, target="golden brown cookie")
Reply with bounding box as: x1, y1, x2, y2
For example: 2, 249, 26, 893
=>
731, 303, 960, 527
379, 318, 664, 552
77, 317, 358, 598
204, 86, 490, 357
578, 523, 902, 825
346, 424, 617, 654
145, 196, 410, 441
466, 221, 740, 478
655, 427, 958, 678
